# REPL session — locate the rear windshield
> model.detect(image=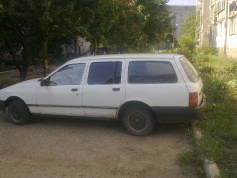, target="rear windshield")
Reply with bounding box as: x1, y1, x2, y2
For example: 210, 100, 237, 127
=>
180, 57, 199, 83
